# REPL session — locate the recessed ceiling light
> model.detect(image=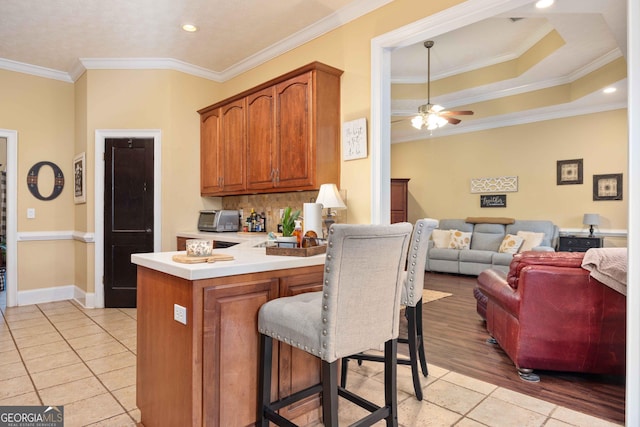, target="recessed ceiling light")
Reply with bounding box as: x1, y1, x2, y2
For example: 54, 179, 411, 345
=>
182, 24, 198, 32
535, 0, 554, 8
603, 87, 617, 94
